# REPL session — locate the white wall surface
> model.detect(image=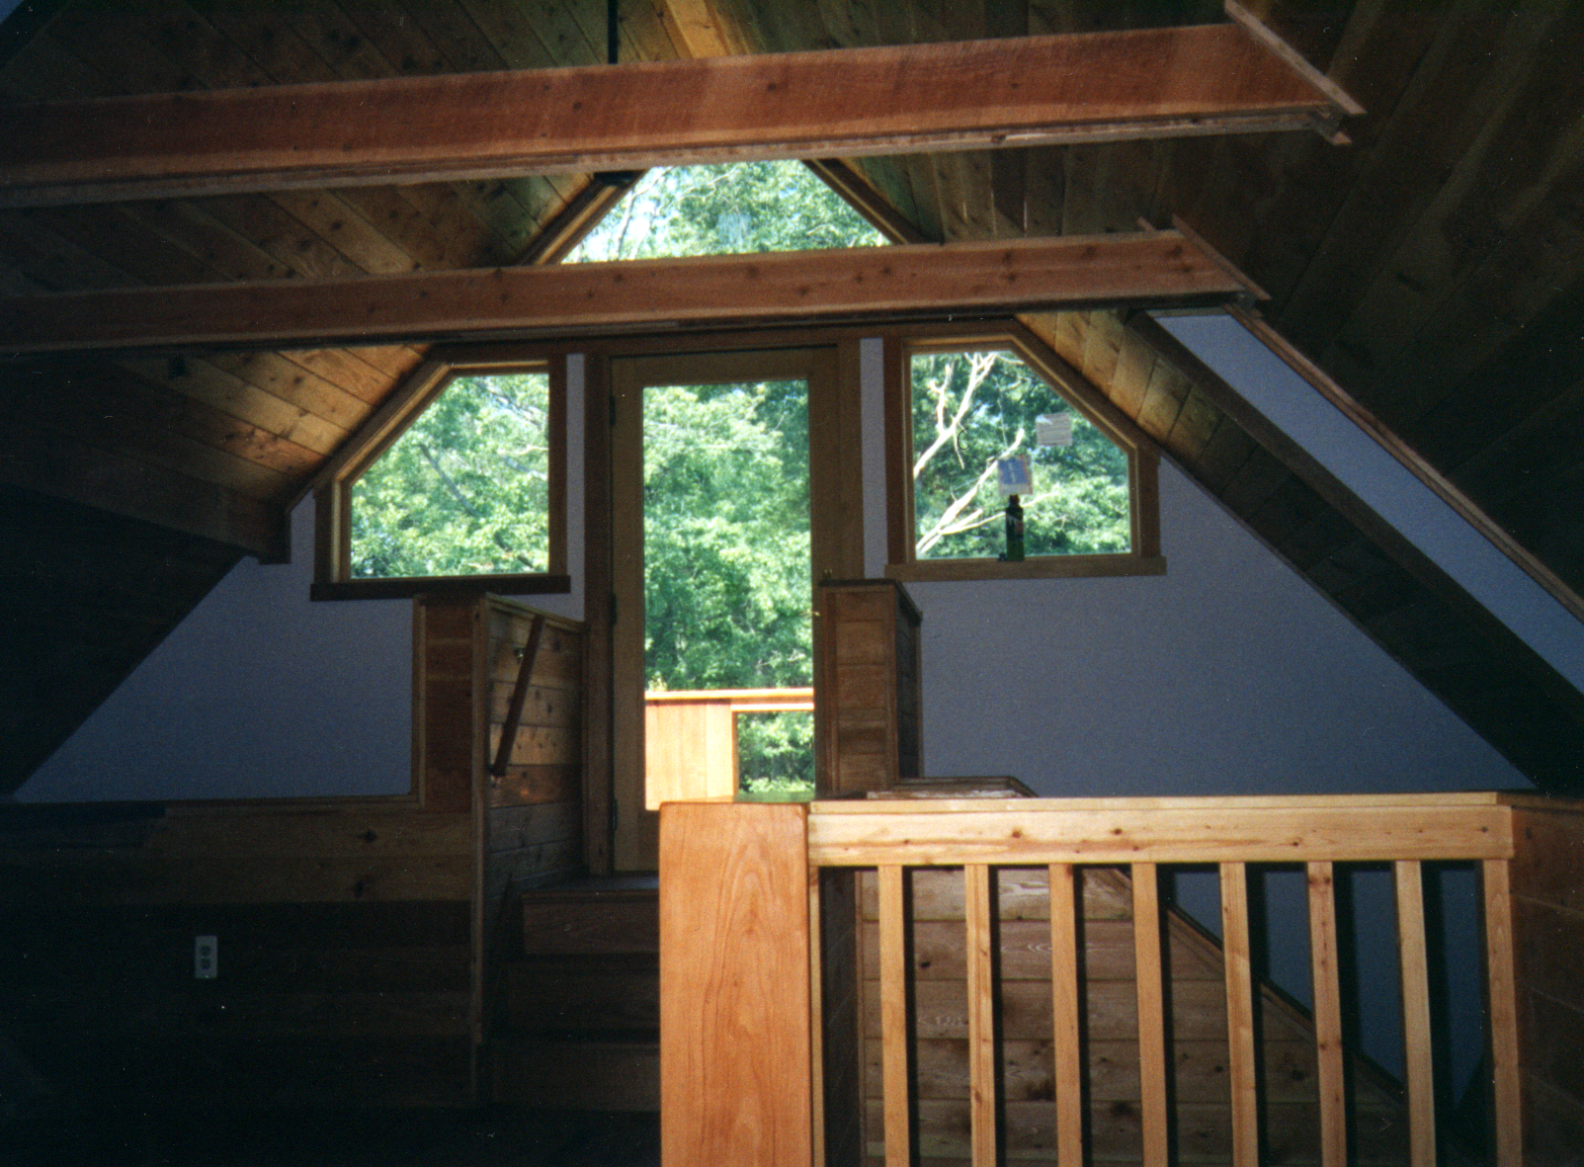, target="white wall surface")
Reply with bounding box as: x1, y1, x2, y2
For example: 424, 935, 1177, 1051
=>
19, 498, 414, 801
902, 463, 1524, 797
